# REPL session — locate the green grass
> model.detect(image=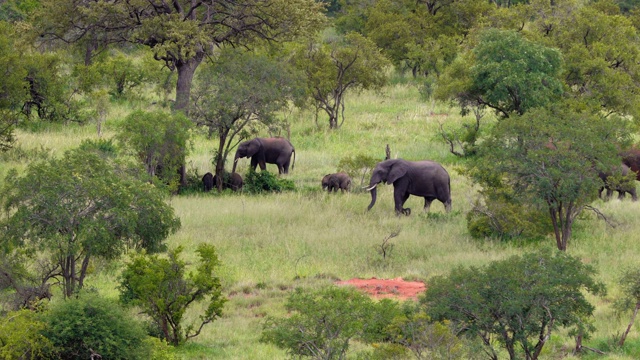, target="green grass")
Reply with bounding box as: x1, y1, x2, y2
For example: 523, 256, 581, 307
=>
4, 83, 640, 359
